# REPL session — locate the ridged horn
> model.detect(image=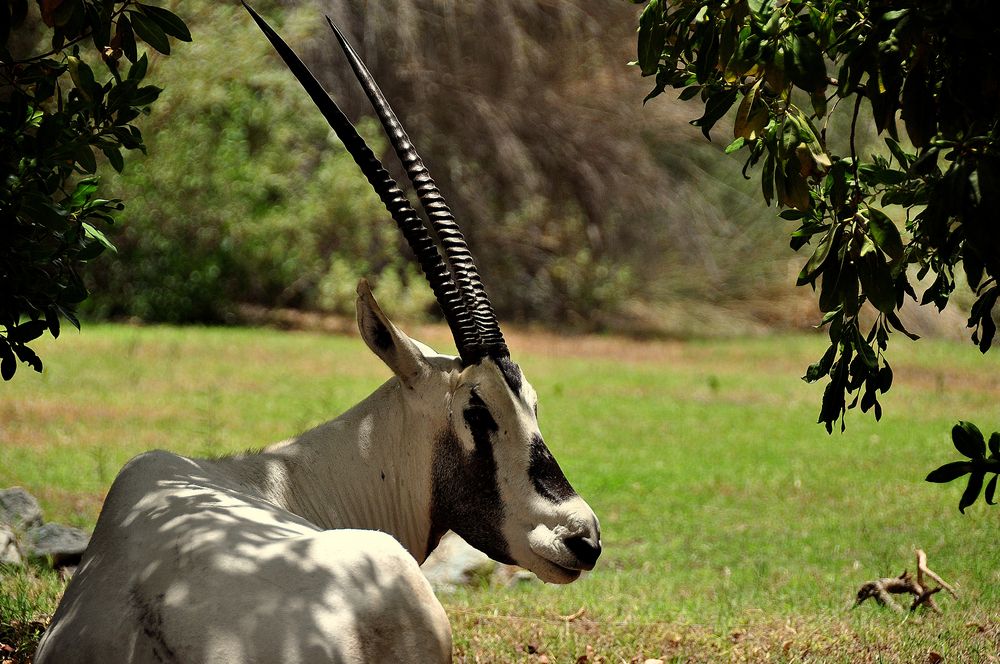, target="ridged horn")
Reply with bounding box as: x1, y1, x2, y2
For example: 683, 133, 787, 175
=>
242, 2, 484, 363
325, 17, 509, 359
